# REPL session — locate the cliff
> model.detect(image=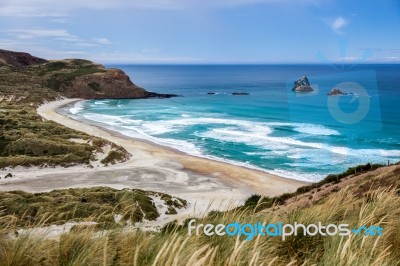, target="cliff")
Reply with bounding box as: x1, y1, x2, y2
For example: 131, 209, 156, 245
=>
0, 49, 175, 103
